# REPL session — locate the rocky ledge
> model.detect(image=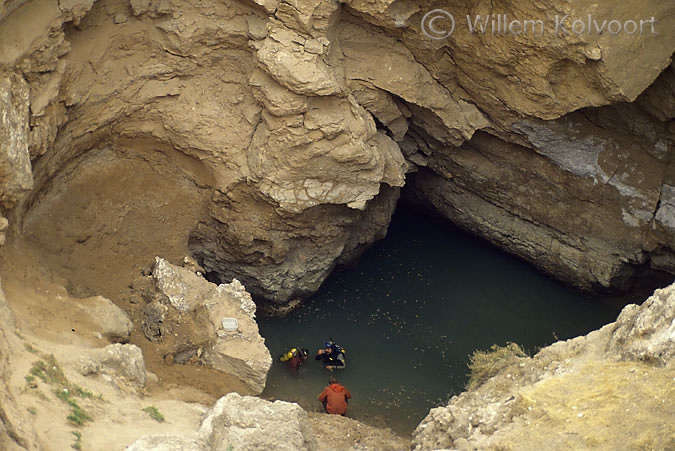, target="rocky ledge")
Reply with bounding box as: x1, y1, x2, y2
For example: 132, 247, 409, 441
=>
412, 281, 675, 451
